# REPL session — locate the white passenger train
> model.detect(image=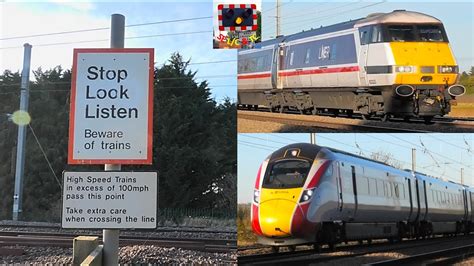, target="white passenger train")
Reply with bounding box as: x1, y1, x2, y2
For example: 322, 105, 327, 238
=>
238, 10, 466, 122
251, 143, 473, 250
